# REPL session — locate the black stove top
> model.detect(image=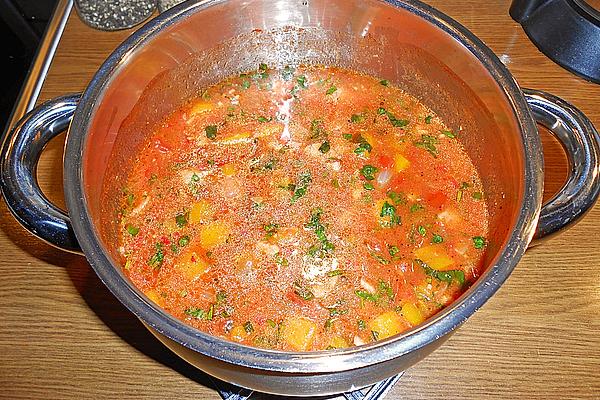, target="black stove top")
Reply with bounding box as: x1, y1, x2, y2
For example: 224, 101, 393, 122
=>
210, 373, 404, 400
